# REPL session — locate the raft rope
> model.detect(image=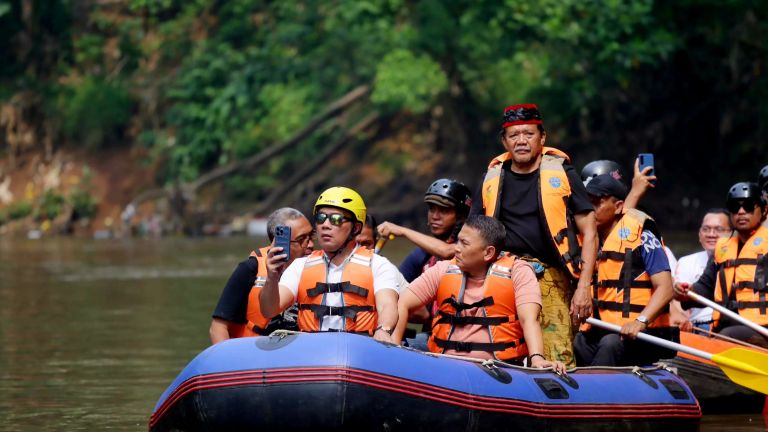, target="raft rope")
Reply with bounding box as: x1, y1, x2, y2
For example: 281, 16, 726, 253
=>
264, 329, 674, 376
